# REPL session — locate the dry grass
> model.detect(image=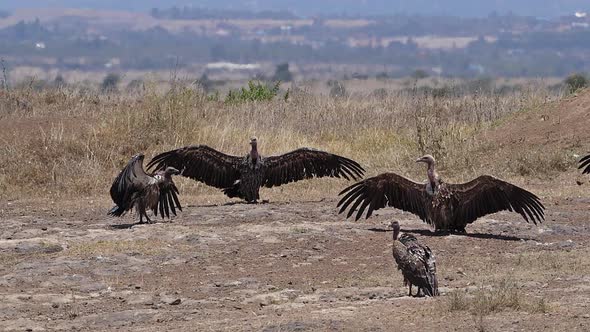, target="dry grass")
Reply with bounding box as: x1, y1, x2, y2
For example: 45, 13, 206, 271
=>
446, 278, 551, 315
0, 80, 567, 201
66, 239, 169, 257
